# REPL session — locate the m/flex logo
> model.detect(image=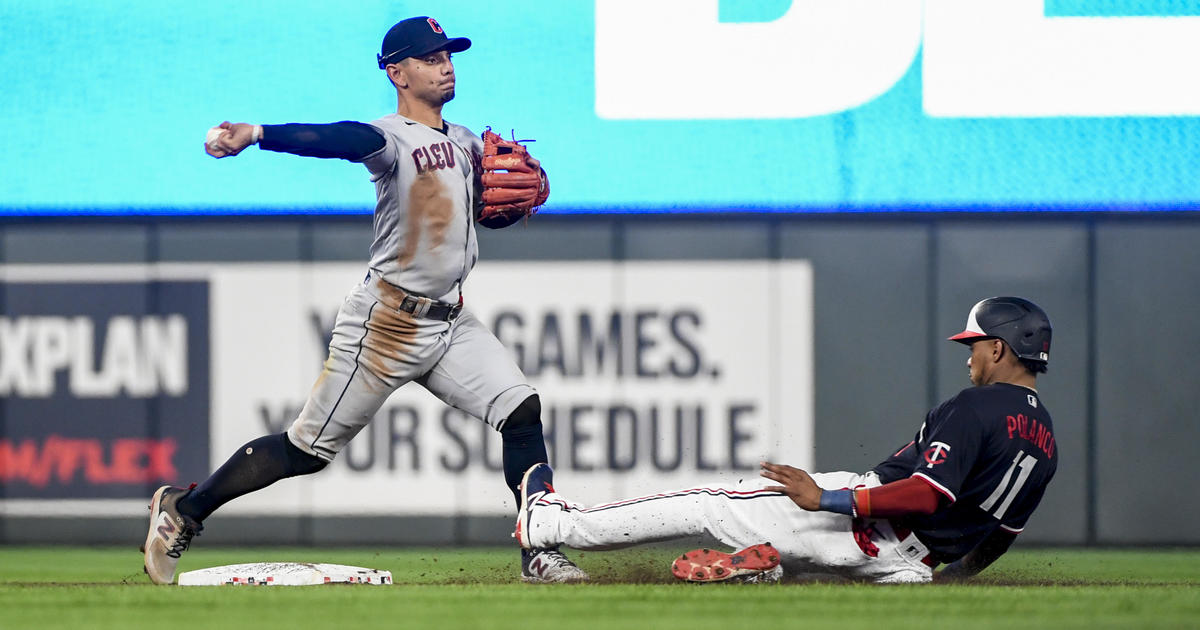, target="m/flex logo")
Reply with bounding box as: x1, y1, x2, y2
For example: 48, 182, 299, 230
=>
596, 0, 1200, 119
